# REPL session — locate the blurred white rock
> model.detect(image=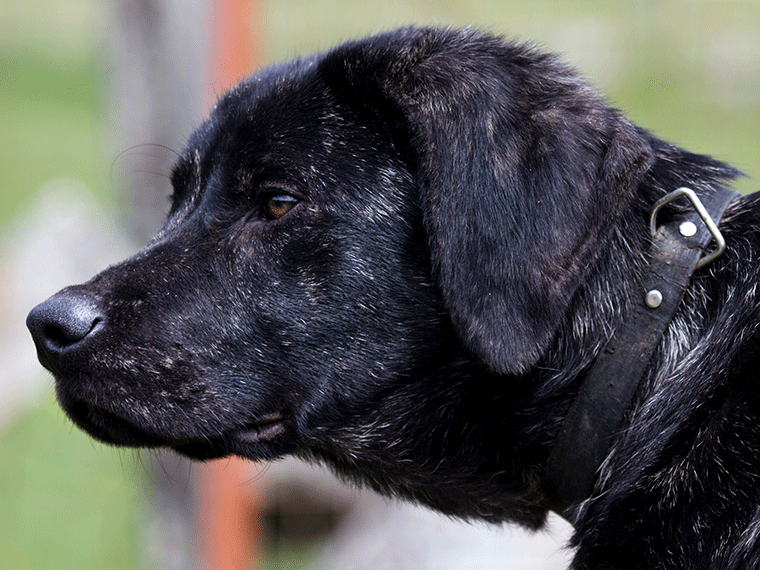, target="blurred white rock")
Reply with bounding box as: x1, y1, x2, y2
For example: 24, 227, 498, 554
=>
0, 179, 136, 428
